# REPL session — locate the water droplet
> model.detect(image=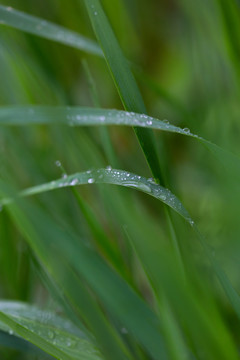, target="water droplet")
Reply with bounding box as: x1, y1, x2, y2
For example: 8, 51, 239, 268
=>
6, 6, 13, 11
106, 165, 112, 171
148, 177, 156, 184
70, 178, 78, 186
55, 160, 61, 167
88, 178, 95, 184
67, 338, 76, 348
146, 120, 152, 126
47, 330, 55, 339
138, 183, 151, 193
94, 11, 98, 15
67, 339, 71, 347
121, 327, 128, 334
9, 330, 13, 335
183, 127, 190, 134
